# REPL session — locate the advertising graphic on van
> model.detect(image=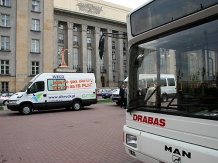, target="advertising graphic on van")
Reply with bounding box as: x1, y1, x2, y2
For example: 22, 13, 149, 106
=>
31, 93, 43, 102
